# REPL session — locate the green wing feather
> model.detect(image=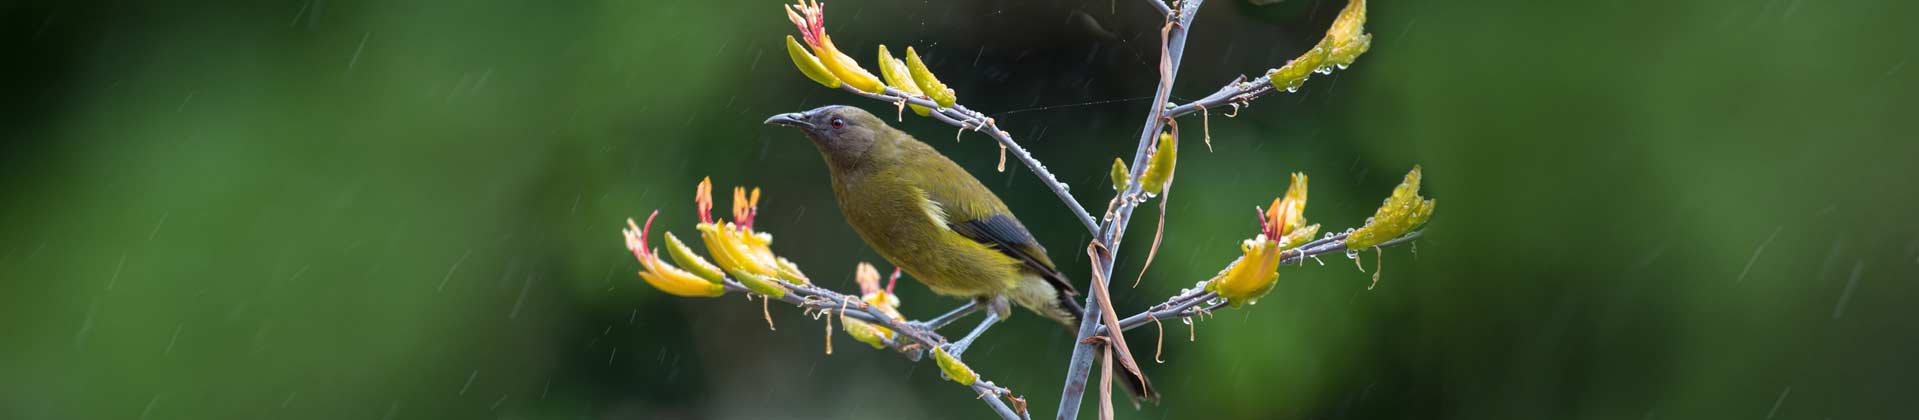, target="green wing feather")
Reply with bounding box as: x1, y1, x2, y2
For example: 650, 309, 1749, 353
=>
902, 146, 1079, 298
